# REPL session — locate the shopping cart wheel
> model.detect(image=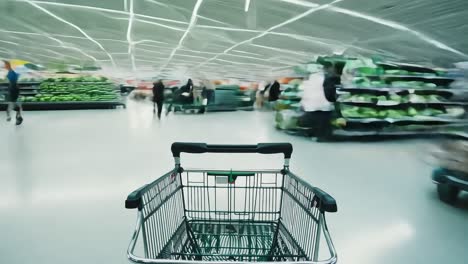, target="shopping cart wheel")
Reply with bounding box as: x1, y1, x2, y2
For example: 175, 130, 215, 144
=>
437, 183, 459, 204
